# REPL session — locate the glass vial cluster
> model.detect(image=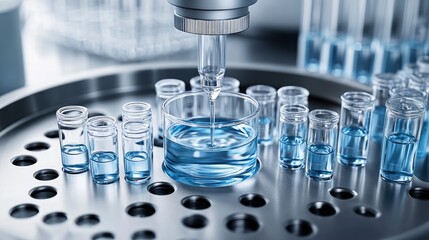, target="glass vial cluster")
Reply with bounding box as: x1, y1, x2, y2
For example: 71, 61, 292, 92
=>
56, 106, 89, 173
